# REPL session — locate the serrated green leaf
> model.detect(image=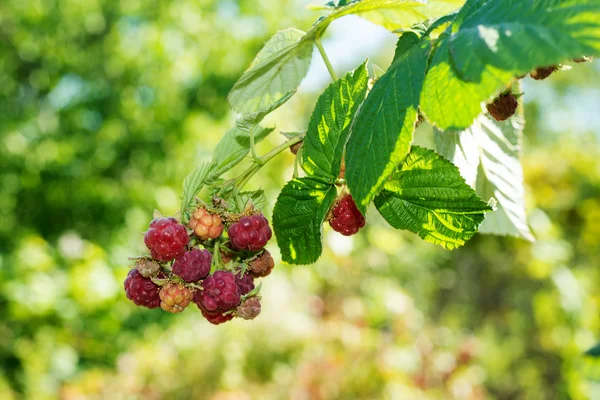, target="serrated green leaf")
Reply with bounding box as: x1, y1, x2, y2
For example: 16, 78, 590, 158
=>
374, 146, 492, 249
228, 28, 313, 116
230, 190, 268, 214
181, 162, 212, 212
450, 0, 600, 82
422, 0, 600, 130
302, 61, 369, 181
273, 177, 337, 265
434, 113, 534, 241
237, 90, 296, 129
346, 33, 430, 214
310, 0, 465, 33
210, 125, 274, 179
421, 35, 513, 130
